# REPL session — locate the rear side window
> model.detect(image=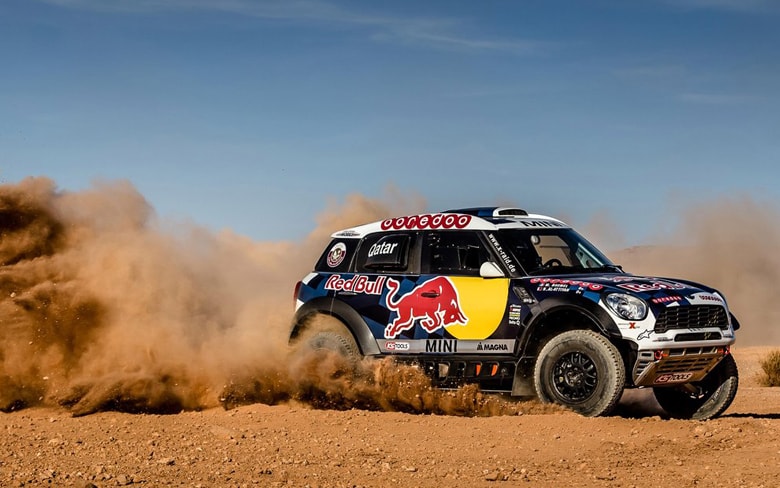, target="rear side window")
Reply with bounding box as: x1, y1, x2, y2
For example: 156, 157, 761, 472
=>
423, 231, 490, 276
356, 233, 412, 273
315, 239, 359, 272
